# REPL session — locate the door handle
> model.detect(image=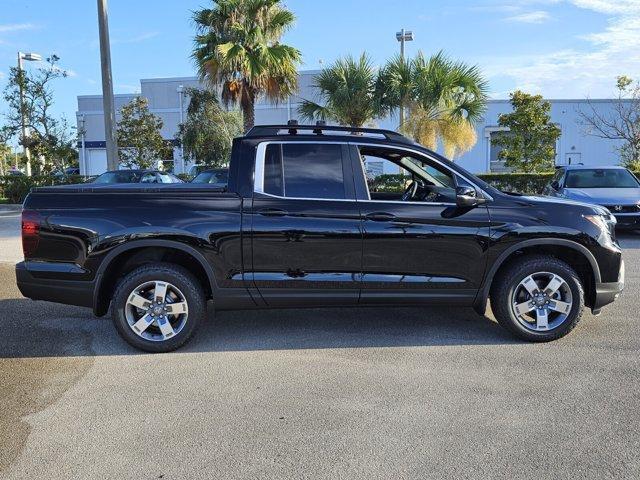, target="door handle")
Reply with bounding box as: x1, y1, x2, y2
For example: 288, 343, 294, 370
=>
365, 212, 396, 222
257, 208, 288, 217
